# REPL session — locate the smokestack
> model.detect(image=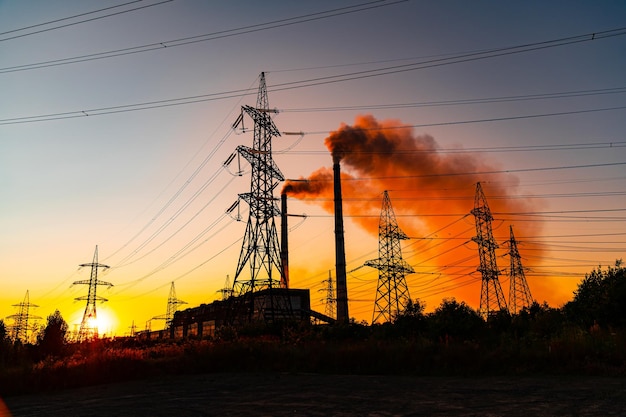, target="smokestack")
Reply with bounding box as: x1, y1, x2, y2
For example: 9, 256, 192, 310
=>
333, 160, 349, 323
280, 192, 289, 288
